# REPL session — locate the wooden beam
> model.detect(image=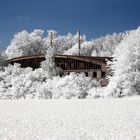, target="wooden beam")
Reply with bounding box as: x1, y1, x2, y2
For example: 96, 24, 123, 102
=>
78, 29, 81, 56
